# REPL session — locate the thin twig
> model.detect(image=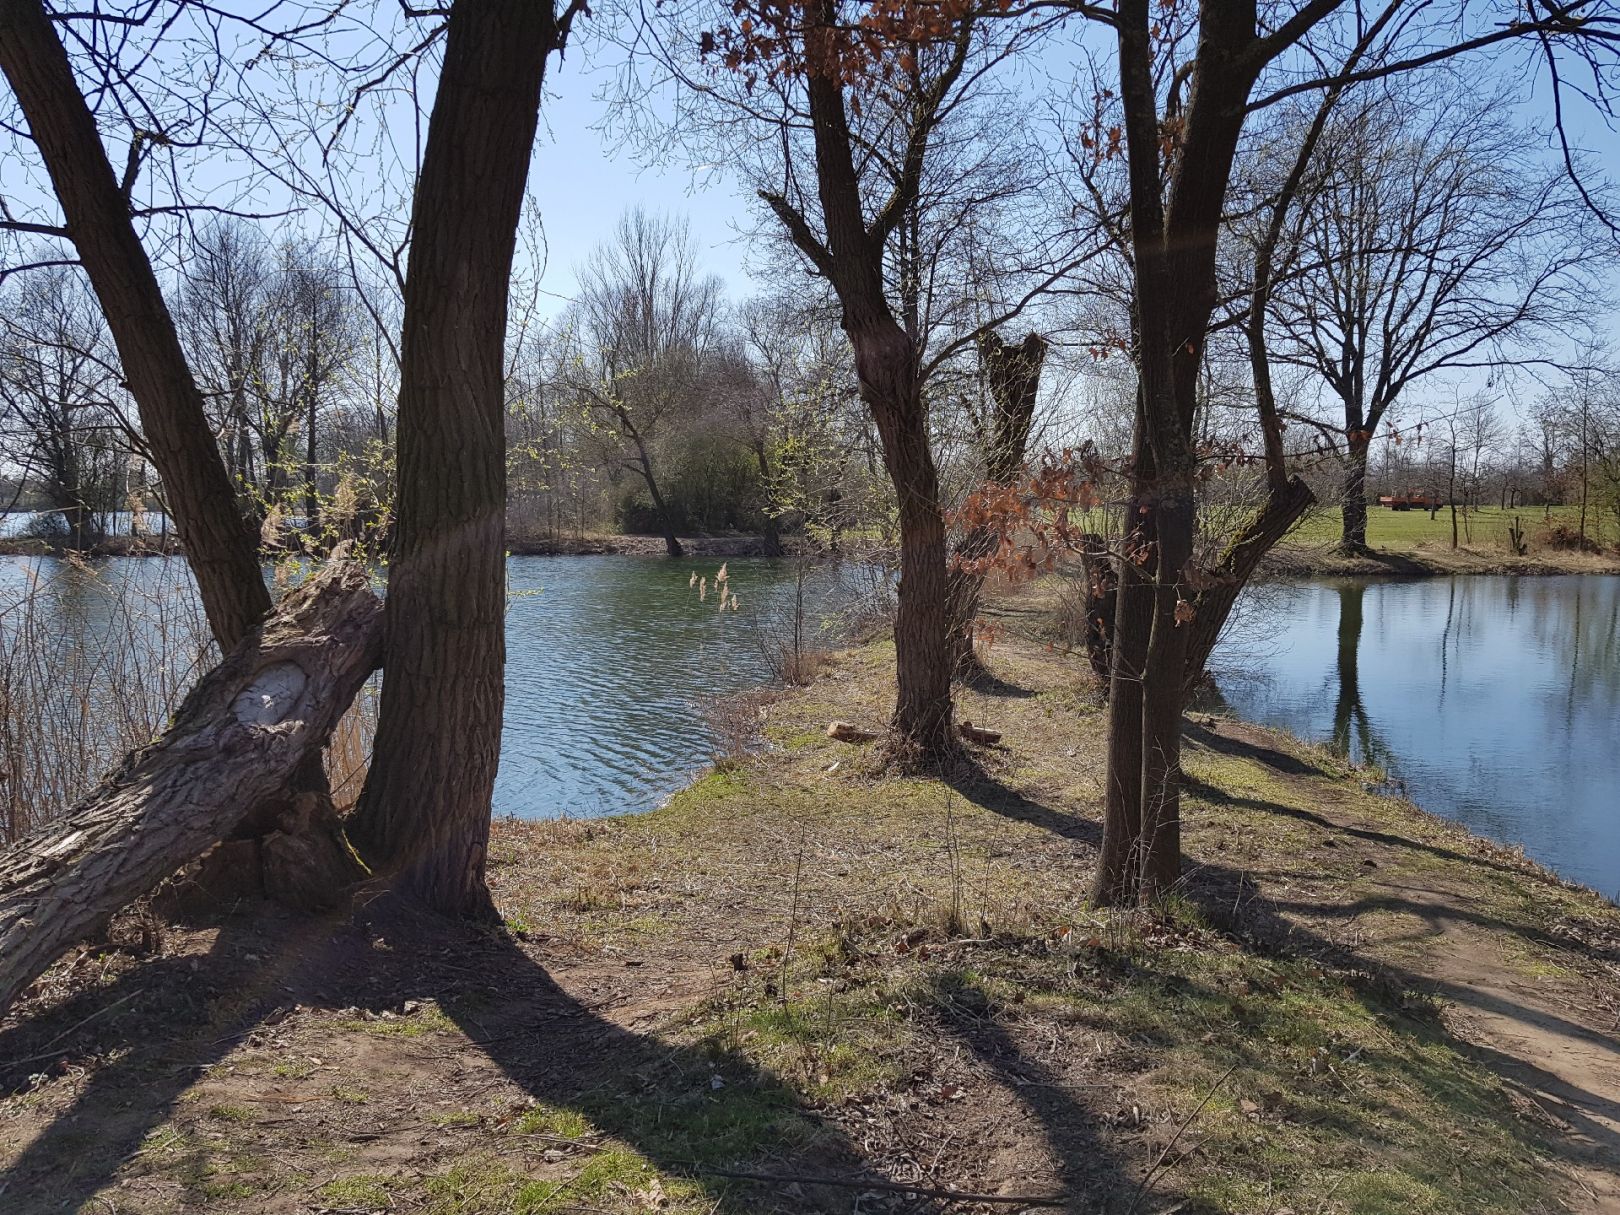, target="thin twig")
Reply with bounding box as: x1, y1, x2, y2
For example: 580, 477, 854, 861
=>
4, 987, 143, 1069
1127, 1062, 1239, 1215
